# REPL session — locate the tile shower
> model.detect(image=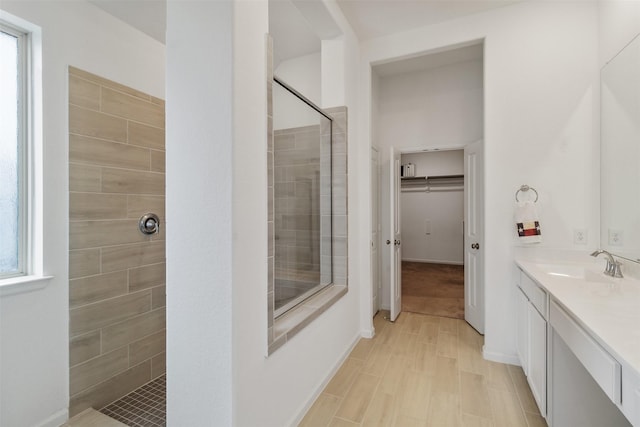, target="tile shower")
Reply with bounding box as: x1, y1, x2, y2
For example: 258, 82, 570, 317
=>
68, 67, 166, 419
271, 79, 335, 316
273, 122, 329, 311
